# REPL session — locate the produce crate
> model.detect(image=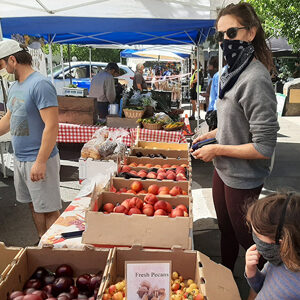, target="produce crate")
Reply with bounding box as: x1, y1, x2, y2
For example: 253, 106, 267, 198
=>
135, 141, 189, 151
100, 246, 241, 300
0, 243, 23, 282
130, 148, 190, 160
83, 191, 193, 249
0, 246, 112, 300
